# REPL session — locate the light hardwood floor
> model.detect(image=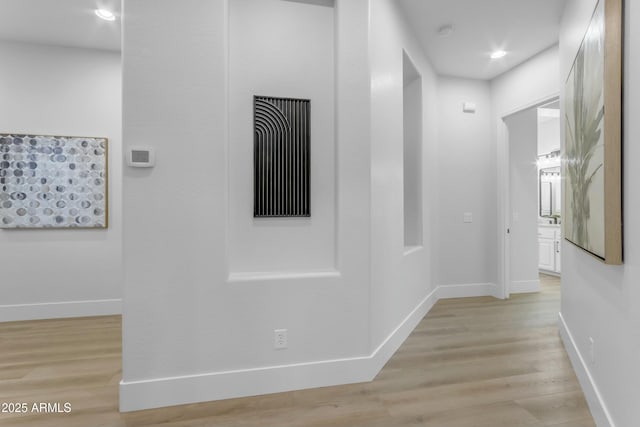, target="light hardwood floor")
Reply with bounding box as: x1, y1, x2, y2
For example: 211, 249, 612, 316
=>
0, 274, 594, 427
